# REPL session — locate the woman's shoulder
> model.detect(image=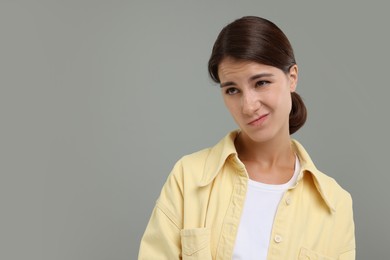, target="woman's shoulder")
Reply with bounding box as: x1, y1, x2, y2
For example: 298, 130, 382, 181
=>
170, 131, 239, 183
171, 147, 215, 181
313, 168, 352, 198
292, 139, 353, 207
176, 130, 238, 168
